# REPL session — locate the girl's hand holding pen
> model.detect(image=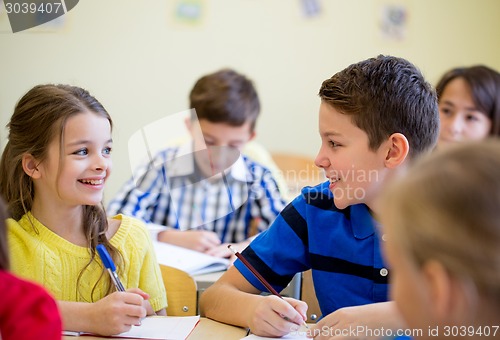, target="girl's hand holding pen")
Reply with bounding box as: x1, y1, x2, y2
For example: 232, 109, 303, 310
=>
90, 289, 147, 335
126, 287, 158, 316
